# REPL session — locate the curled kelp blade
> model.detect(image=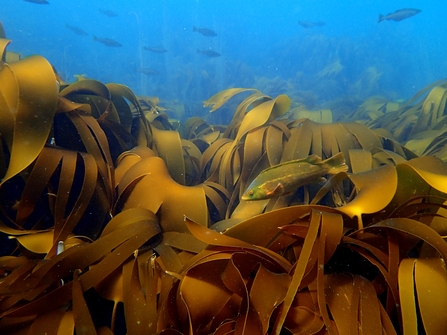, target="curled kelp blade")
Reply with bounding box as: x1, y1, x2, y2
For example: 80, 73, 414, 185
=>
174, 217, 292, 334
0, 209, 161, 322
151, 125, 186, 185
399, 258, 447, 335
0, 55, 58, 185
203, 88, 260, 112
116, 156, 208, 232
